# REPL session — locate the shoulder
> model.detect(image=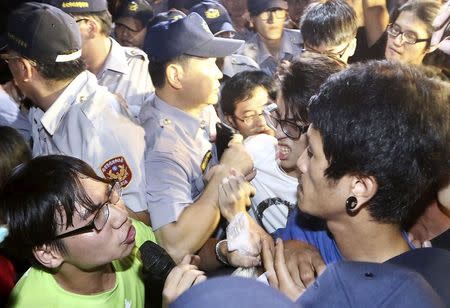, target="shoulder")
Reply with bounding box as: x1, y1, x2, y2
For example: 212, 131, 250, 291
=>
9, 268, 56, 306
229, 54, 260, 69
123, 46, 149, 63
